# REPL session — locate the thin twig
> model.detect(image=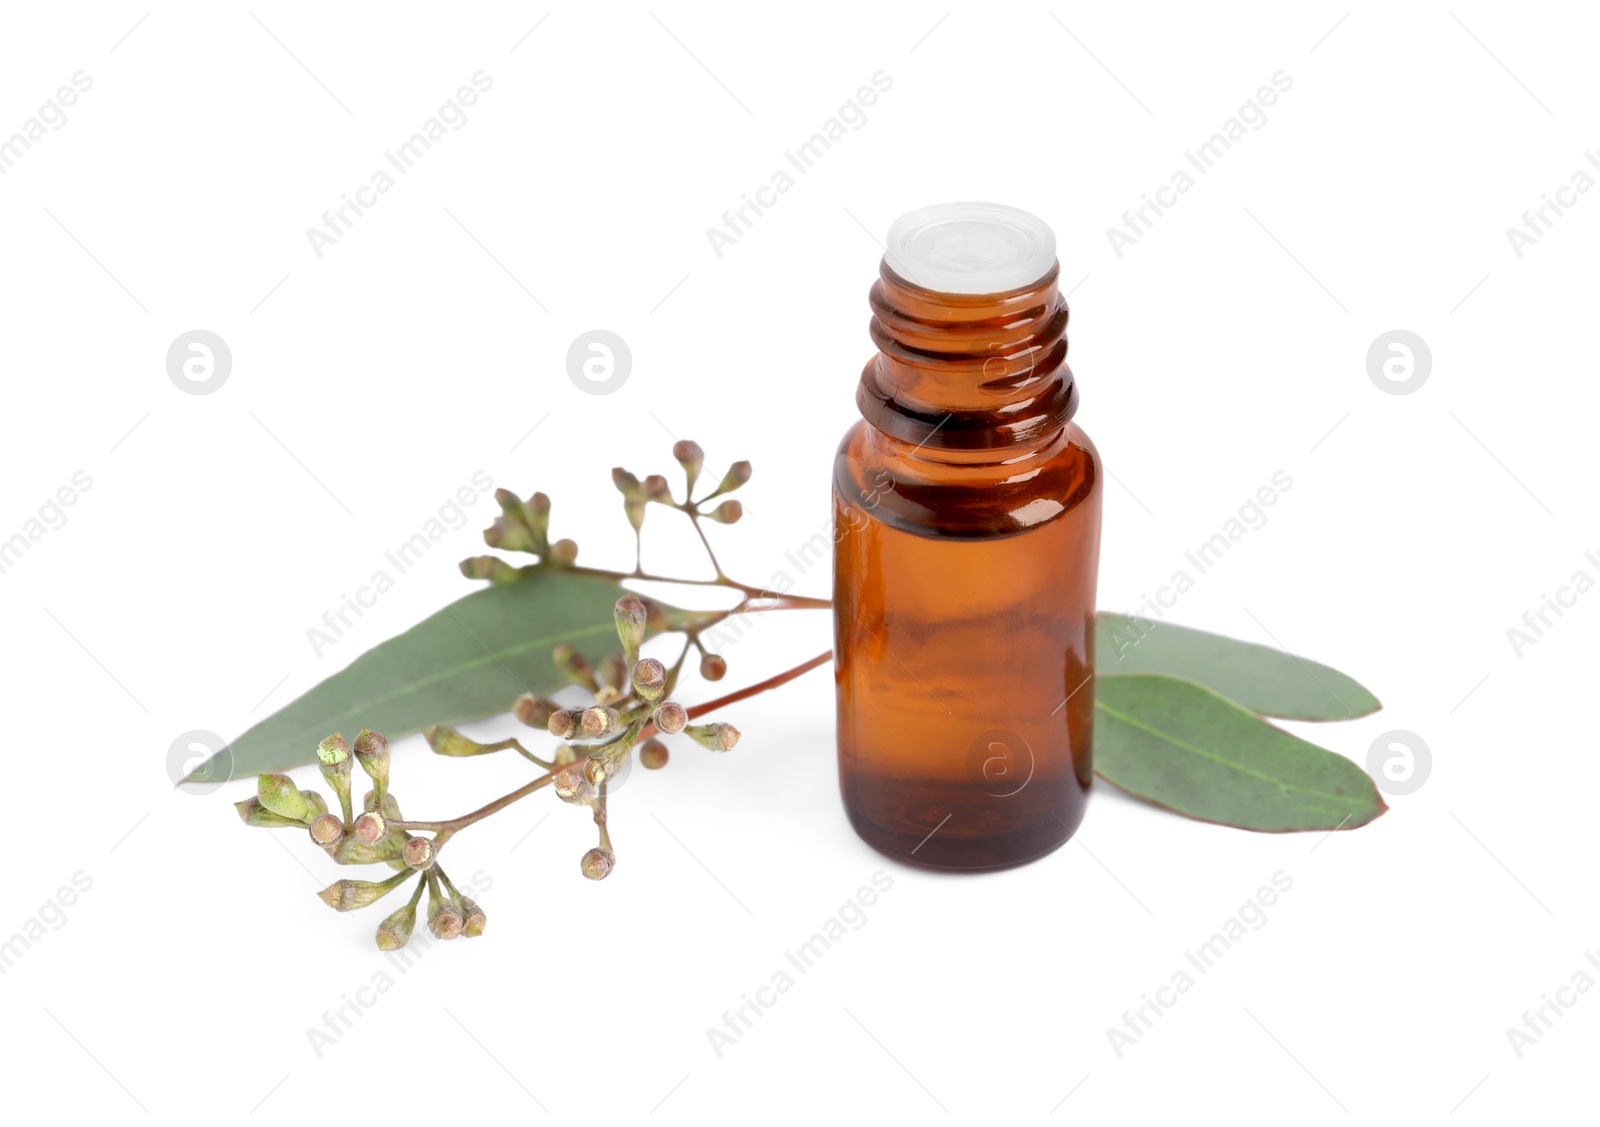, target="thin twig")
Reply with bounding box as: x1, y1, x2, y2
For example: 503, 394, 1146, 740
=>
593, 779, 612, 853
686, 513, 727, 579
389, 772, 556, 834
557, 562, 832, 609
485, 736, 552, 770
